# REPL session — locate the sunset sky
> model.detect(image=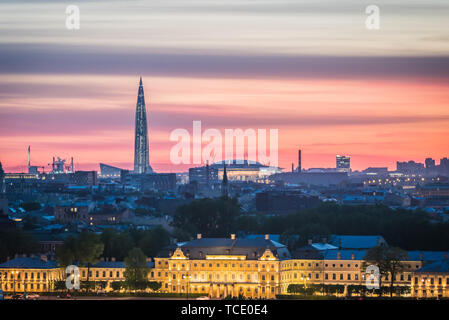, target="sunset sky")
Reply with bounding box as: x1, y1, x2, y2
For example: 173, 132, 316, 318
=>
1, 0, 449, 173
